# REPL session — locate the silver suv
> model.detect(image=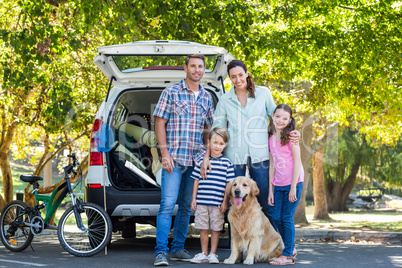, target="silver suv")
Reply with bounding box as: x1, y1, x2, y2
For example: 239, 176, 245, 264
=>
85, 40, 234, 238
